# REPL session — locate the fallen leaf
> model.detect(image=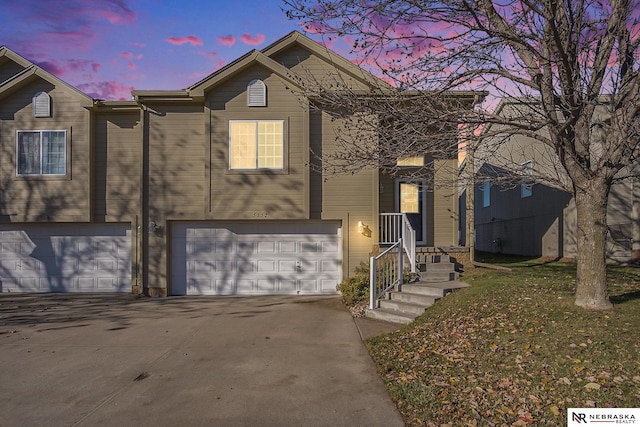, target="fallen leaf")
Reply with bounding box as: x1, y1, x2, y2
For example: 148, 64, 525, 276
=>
585, 382, 601, 390
550, 405, 560, 416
